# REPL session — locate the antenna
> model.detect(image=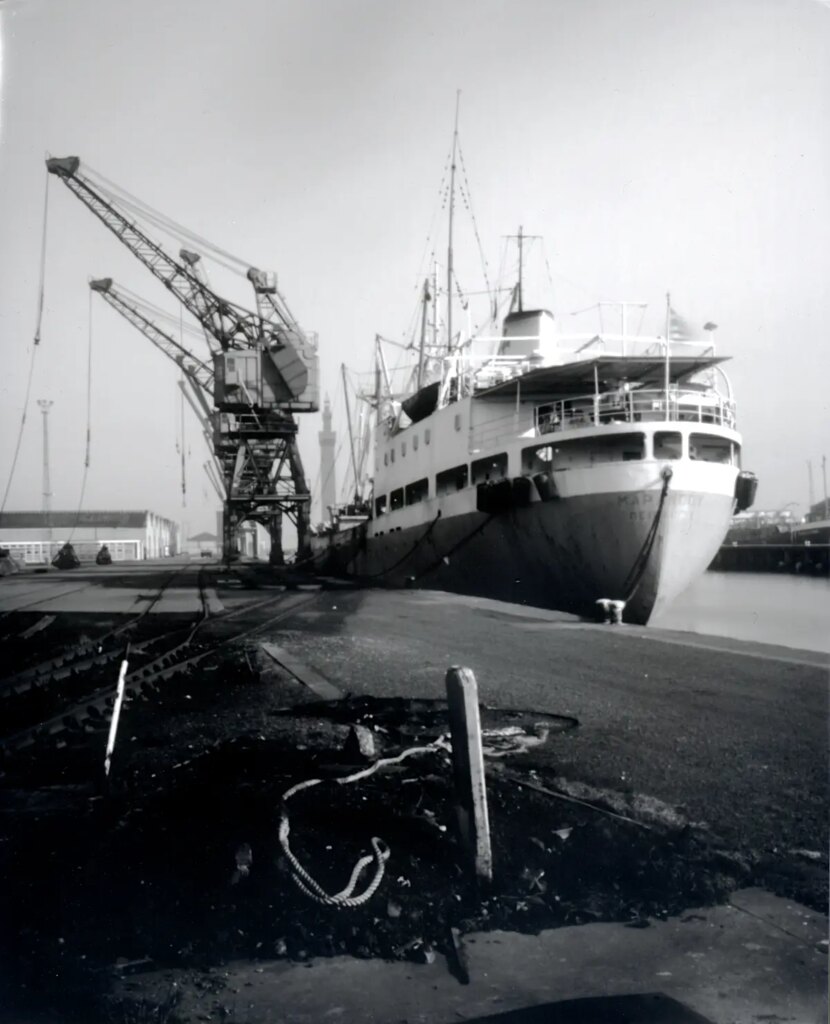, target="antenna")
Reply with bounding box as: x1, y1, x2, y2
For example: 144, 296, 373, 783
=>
37, 400, 54, 517
504, 227, 541, 313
